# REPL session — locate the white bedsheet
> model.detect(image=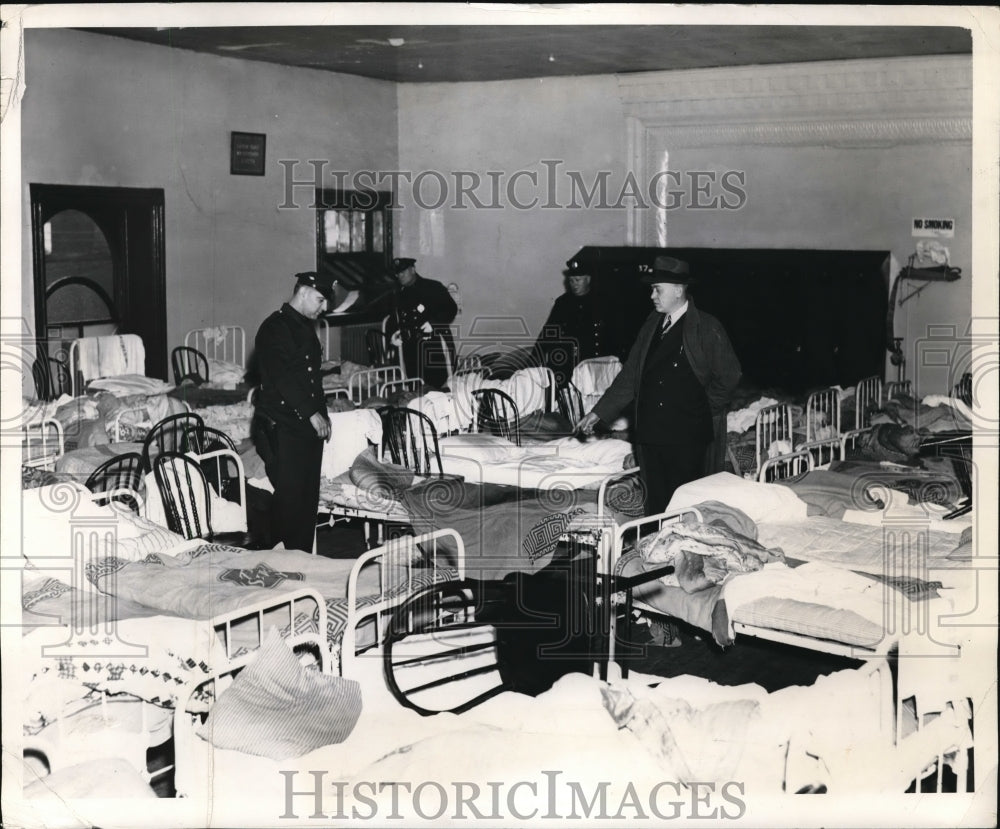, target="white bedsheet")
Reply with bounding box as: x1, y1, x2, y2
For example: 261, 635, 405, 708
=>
321, 409, 383, 479
439, 435, 631, 489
